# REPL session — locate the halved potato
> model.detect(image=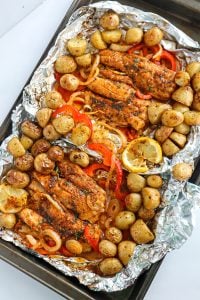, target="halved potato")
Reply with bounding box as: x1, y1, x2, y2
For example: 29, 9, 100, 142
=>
75, 53, 92, 67
172, 102, 190, 113
154, 126, 173, 143
162, 139, 180, 156
99, 12, 119, 30
192, 72, 200, 92
172, 86, 193, 107
174, 123, 190, 135
7, 137, 26, 158
148, 102, 171, 125
186, 62, 200, 78
184, 111, 200, 125
192, 91, 200, 111
101, 29, 122, 44
169, 132, 187, 148
90, 31, 107, 50
161, 110, 184, 127
67, 37, 87, 56
175, 71, 190, 87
